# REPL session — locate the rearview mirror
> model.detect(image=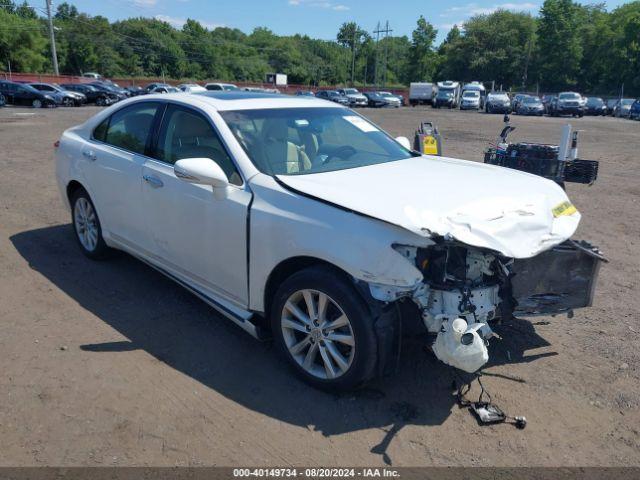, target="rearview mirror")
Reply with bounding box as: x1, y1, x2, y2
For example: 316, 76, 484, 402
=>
395, 136, 411, 150
174, 158, 229, 188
